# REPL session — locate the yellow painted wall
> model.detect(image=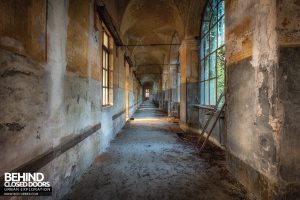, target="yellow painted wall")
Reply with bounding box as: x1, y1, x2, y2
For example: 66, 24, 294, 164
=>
0, 0, 47, 62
